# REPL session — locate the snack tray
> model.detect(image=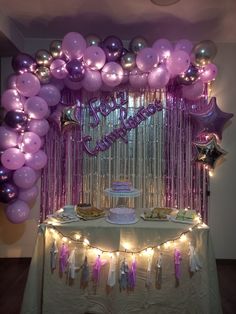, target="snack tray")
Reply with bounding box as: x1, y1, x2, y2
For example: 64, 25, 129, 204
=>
140, 214, 168, 221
